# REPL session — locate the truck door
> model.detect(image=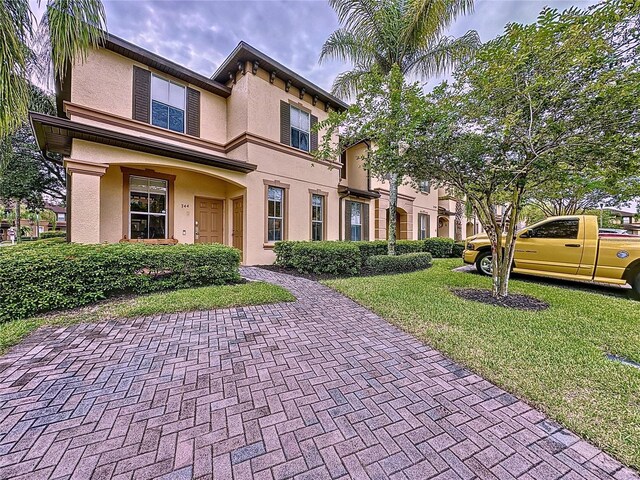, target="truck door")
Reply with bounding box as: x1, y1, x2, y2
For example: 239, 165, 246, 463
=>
514, 218, 583, 275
